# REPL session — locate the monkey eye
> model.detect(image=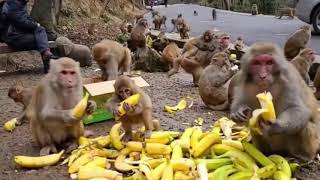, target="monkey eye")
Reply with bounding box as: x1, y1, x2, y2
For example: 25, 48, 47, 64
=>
252, 60, 261, 65
70, 71, 76, 75
125, 89, 131, 93
61, 70, 68, 75
266, 60, 273, 65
